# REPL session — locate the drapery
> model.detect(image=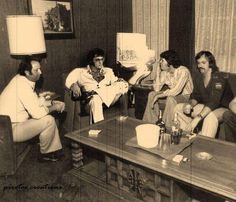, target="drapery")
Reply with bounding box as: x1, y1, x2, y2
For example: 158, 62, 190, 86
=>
132, 0, 170, 79
195, 0, 236, 73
